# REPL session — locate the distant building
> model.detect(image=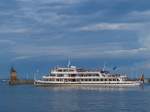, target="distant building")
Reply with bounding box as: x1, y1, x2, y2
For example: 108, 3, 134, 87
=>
10, 67, 18, 82
9, 67, 34, 85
